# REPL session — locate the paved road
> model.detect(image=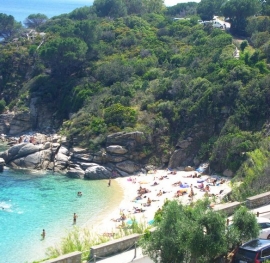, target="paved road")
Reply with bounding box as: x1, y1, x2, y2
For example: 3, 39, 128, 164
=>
90, 247, 154, 263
